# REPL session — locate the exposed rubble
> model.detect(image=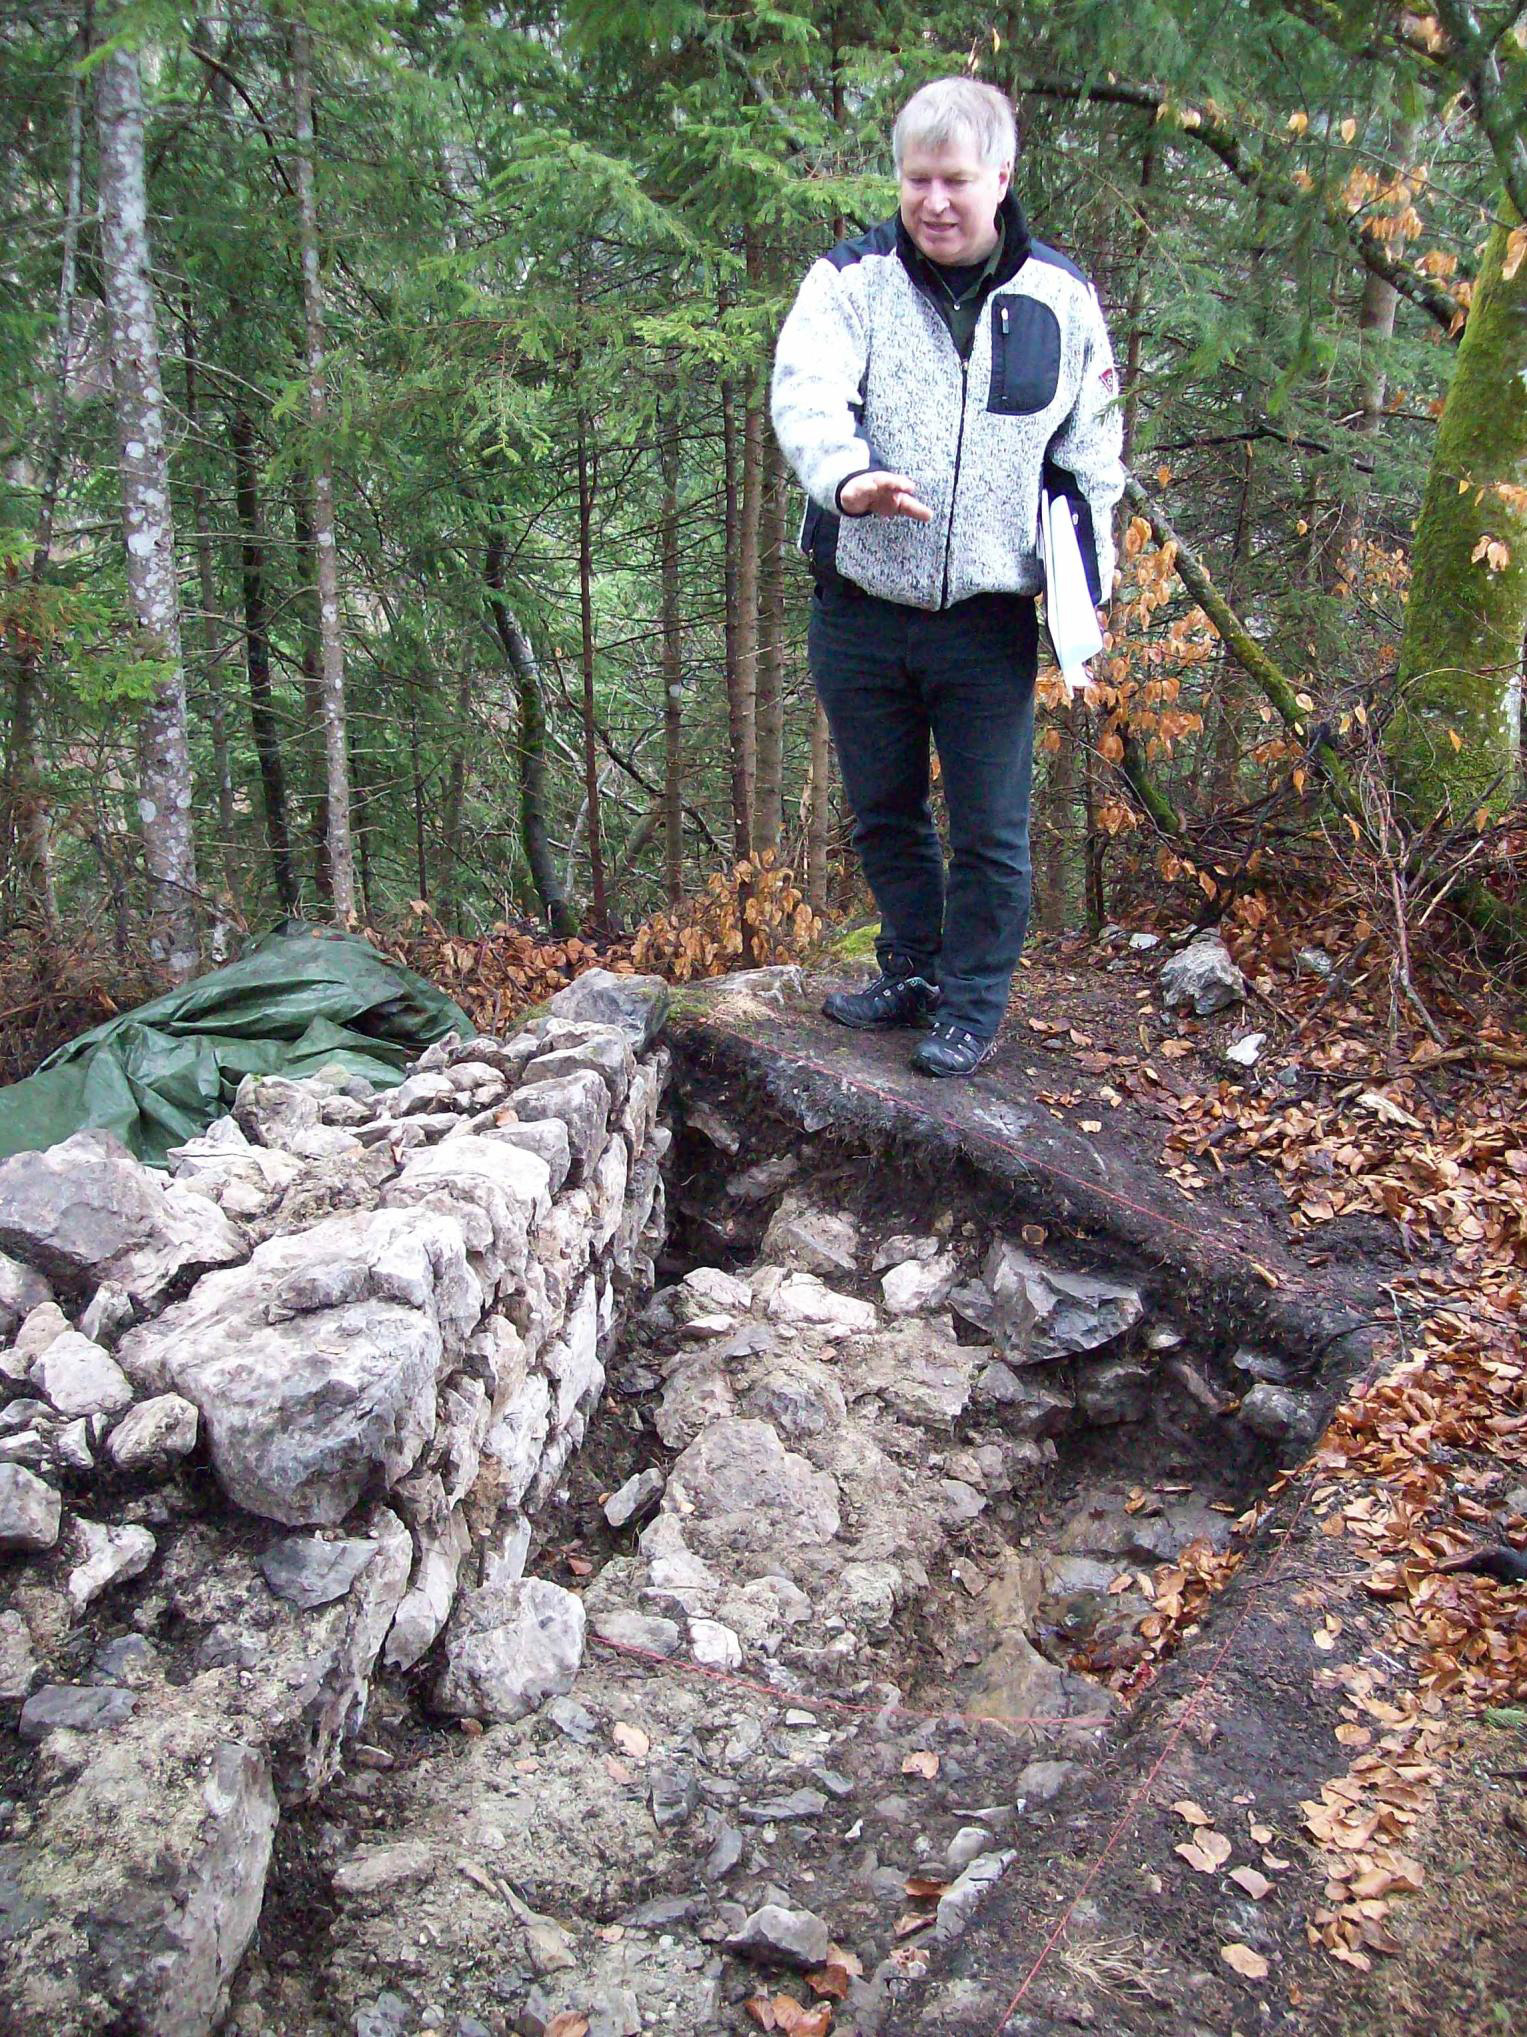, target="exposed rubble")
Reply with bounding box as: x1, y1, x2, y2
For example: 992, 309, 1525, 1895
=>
0, 972, 1322, 2037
